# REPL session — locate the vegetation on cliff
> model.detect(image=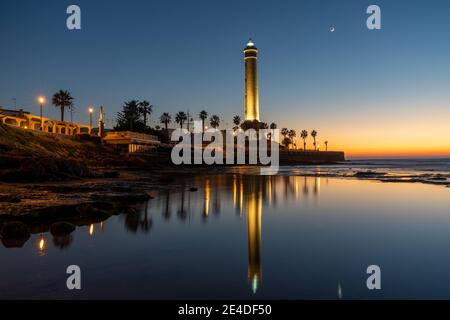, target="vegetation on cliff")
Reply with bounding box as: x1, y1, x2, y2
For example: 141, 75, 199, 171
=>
0, 123, 153, 182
